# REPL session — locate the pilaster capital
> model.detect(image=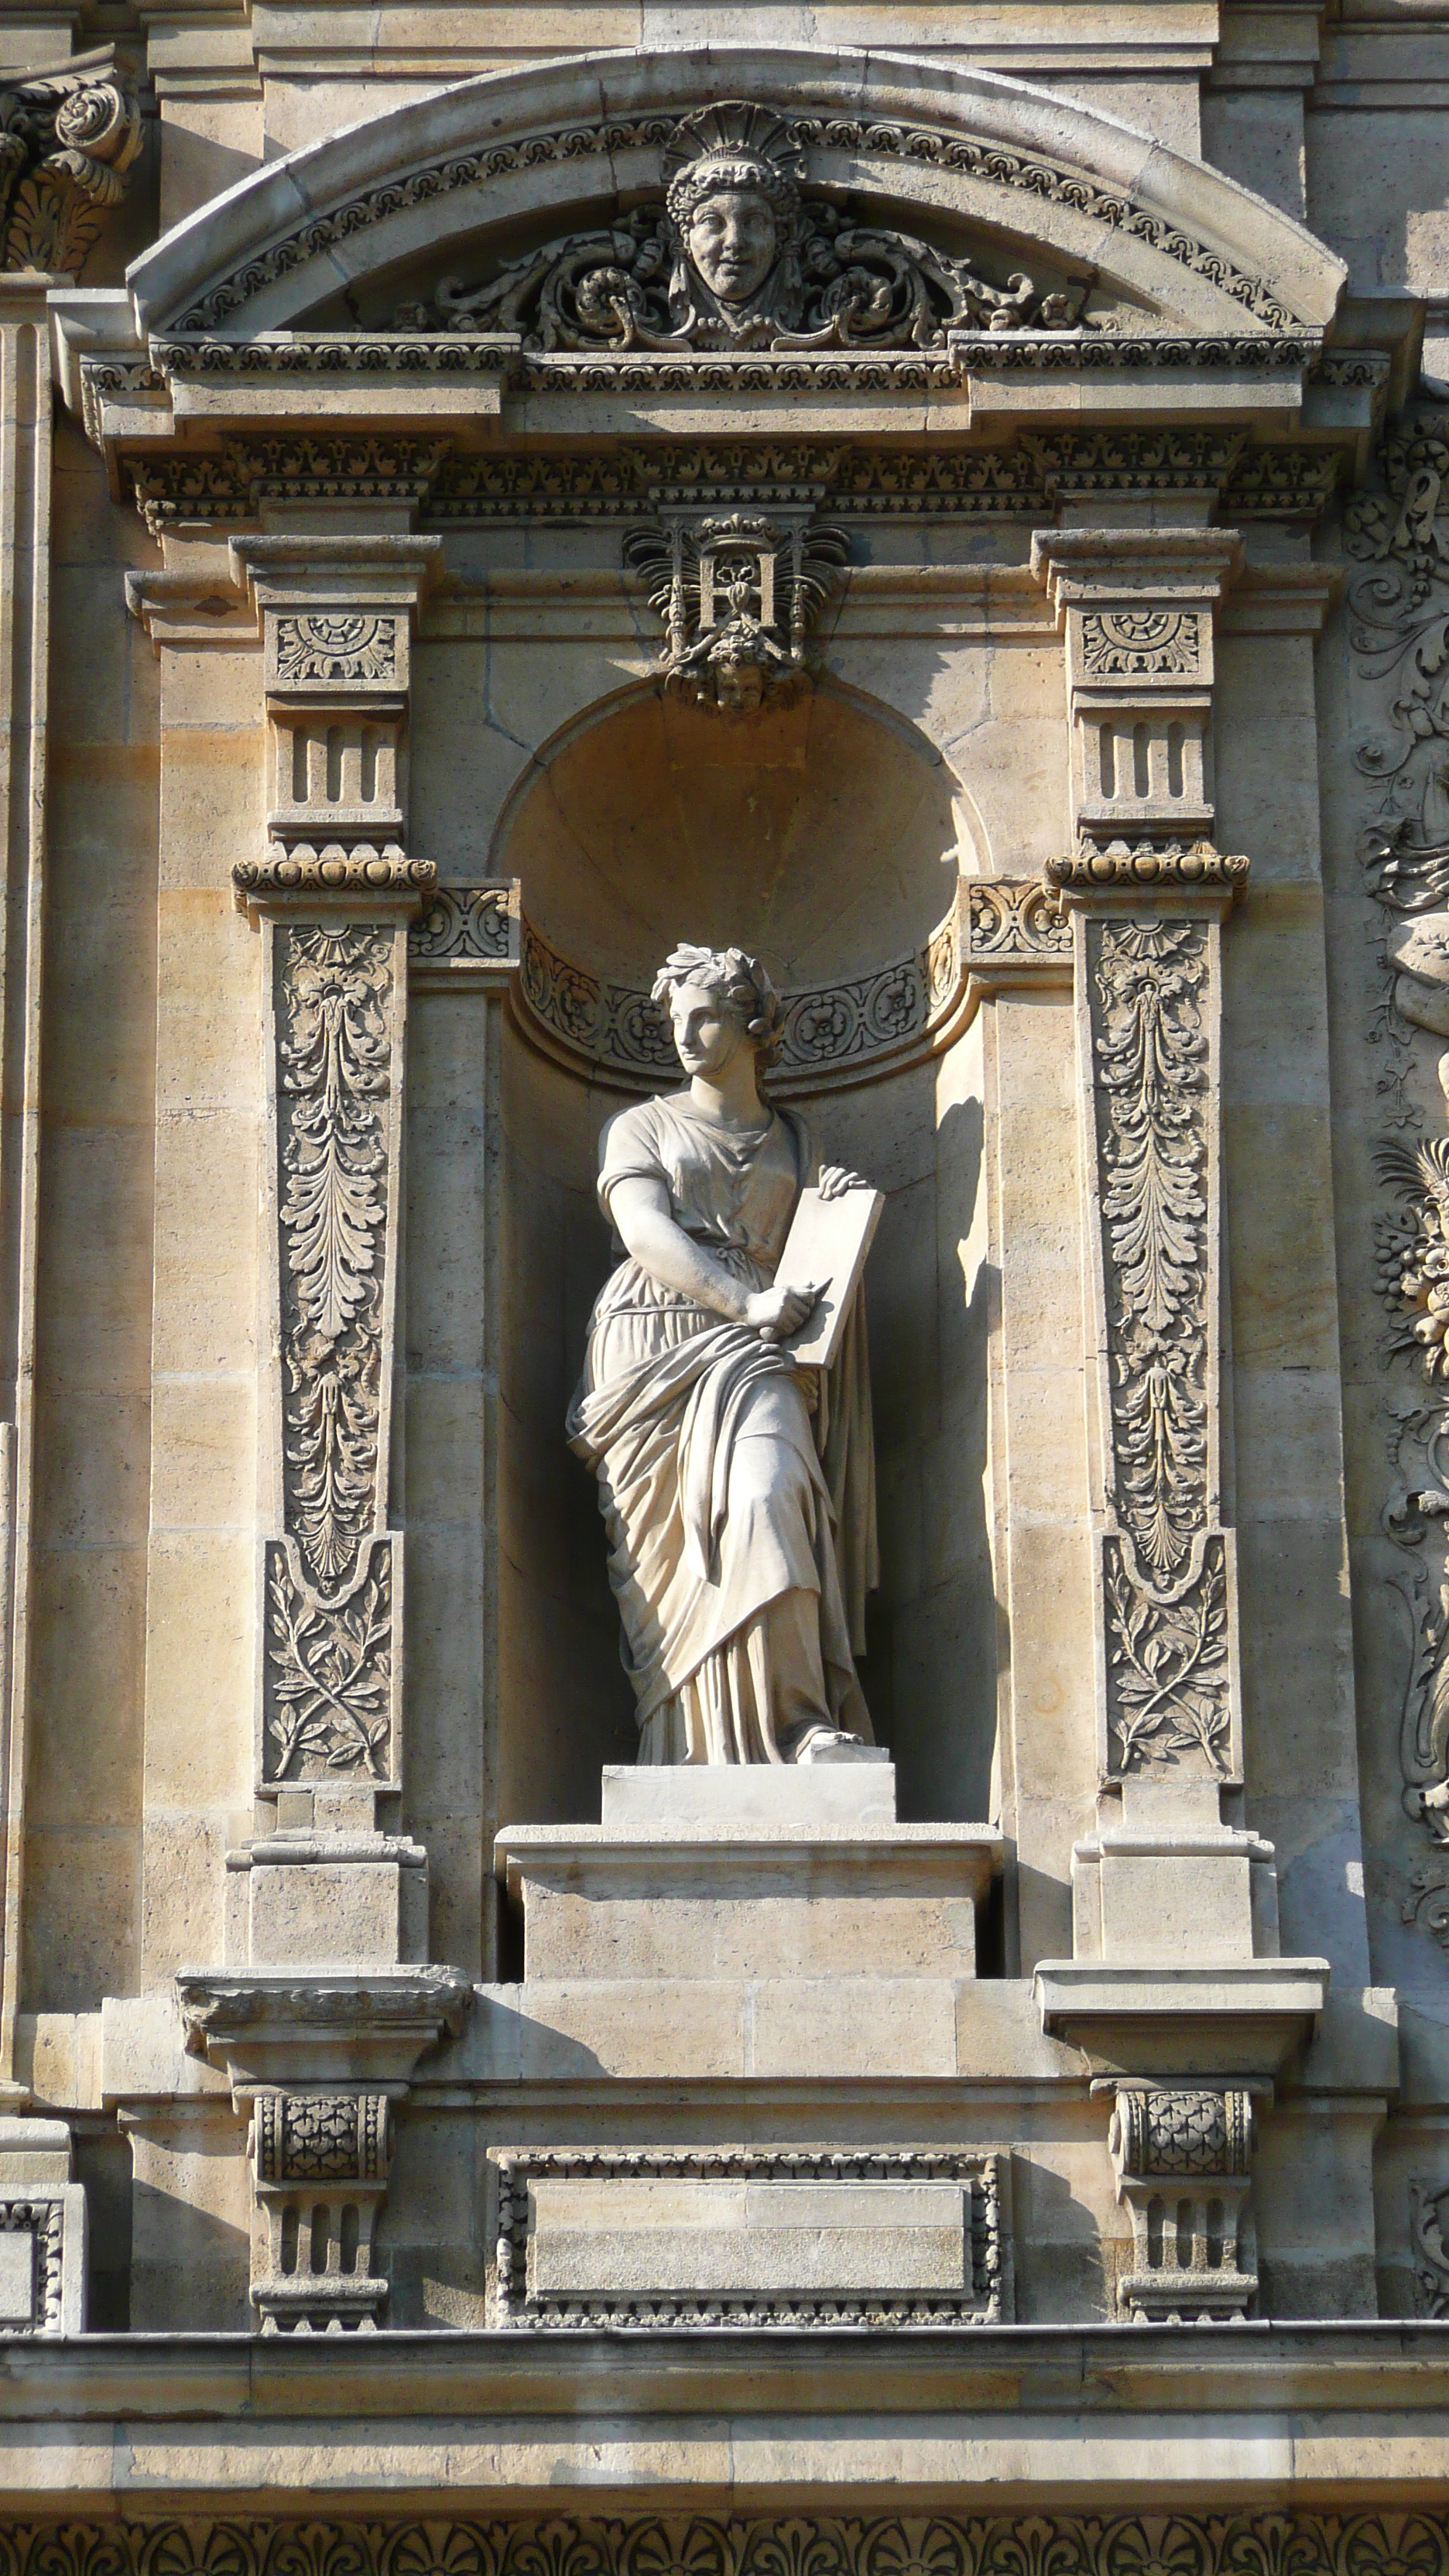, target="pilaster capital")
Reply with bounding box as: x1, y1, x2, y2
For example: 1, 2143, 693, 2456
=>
1029, 528, 1246, 625
230, 532, 444, 621
1046, 840, 1249, 918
